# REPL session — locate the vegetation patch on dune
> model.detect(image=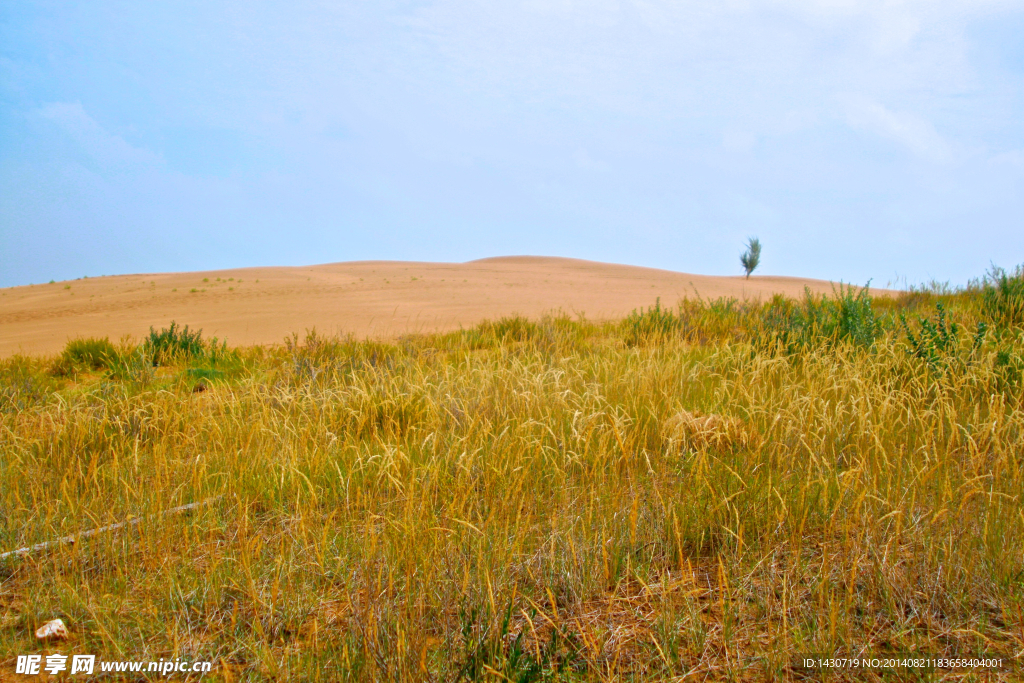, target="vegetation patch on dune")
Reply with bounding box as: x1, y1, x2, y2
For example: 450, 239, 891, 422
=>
1, 273, 1023, 680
